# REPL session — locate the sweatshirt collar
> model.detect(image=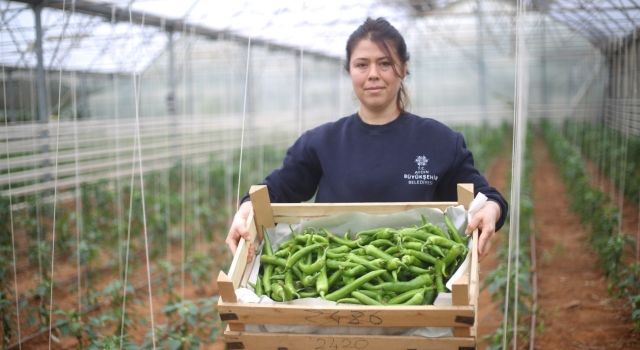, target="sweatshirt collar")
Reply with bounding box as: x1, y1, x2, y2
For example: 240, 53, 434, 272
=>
353, 112, 408, 133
